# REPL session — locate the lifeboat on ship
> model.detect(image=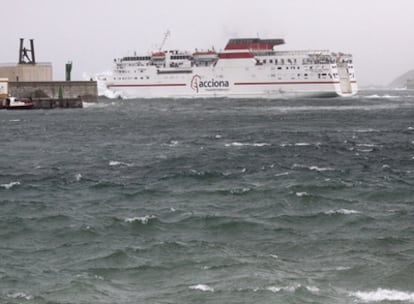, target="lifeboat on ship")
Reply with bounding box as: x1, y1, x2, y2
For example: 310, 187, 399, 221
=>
193, 50, 218, 62
151, 52, 166, 60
